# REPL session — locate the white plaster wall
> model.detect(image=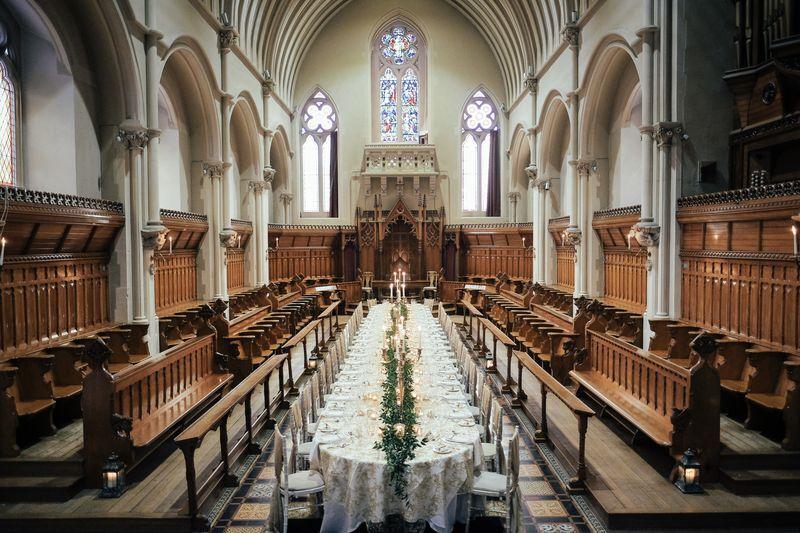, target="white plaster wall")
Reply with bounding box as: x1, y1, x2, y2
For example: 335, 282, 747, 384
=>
293, 0, 505, 225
